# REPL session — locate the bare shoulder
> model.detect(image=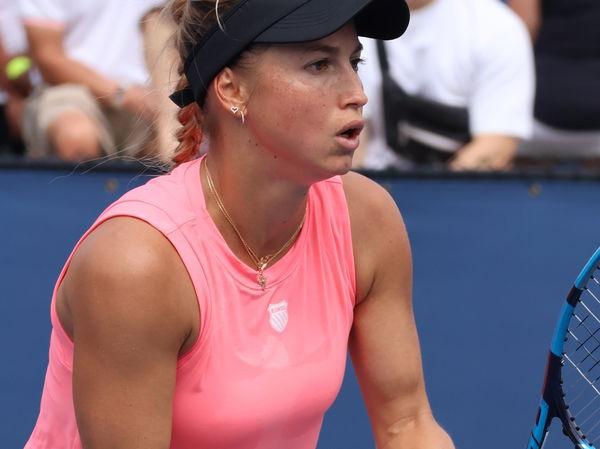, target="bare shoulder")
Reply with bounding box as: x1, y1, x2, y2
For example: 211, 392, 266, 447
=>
59, 216, 196, 353
341, 170, 407, 249
70, 216, 176, 277
341, 171, 411, 303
